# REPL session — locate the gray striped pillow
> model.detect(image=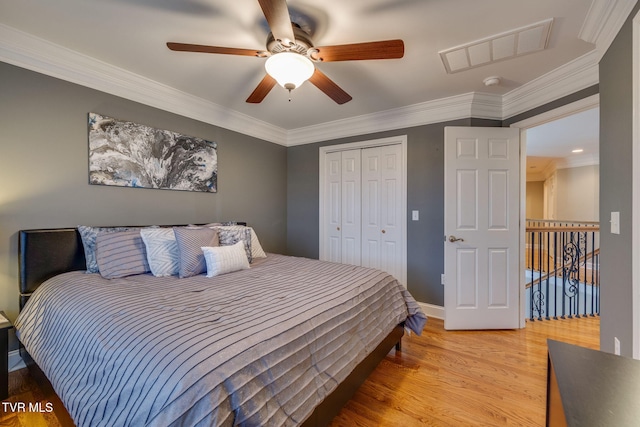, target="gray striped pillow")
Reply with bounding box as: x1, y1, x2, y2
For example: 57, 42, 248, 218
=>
202, 241, 250, 277
173, 227, 219, 278
78, 225, 139, 273
96, 230, 150, 279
